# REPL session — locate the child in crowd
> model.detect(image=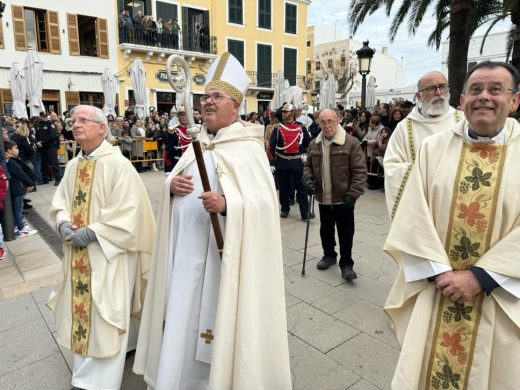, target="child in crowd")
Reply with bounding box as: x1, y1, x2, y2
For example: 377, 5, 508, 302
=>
0, 164, 7, 259
4, 140, 37, 238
